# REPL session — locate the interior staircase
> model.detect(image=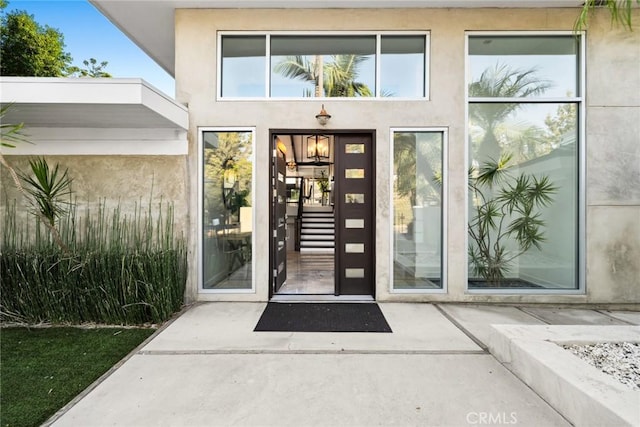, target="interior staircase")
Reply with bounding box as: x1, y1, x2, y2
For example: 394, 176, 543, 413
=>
299, 205, 335, 253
